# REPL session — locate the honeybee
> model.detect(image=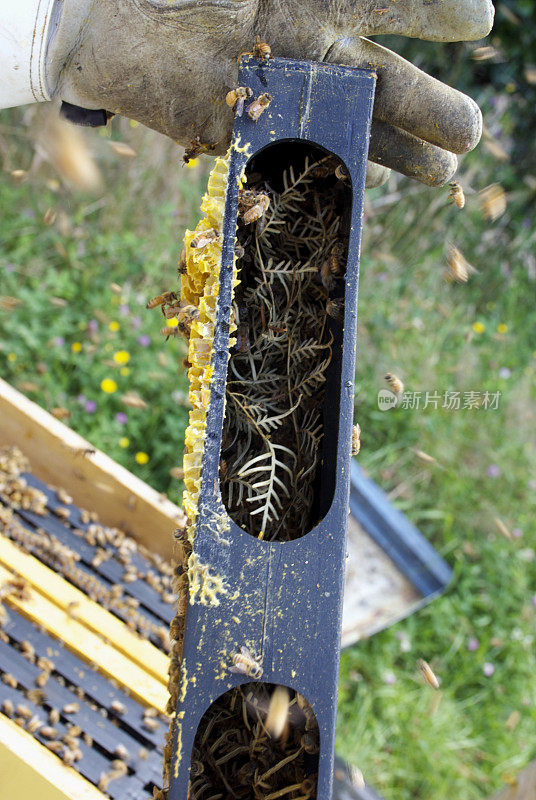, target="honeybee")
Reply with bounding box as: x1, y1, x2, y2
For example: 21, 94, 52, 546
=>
2, 699, 14, 716
300, 731, 320, 754
448, 181, 466, 209
239, 191, 271, 227
351, 423, 361, 456
40, 726, 59, 740
230, 645, 263, 679
246, 93, 272, 122
417, 658, 440, 690
16, 704, 32, 719
479, 183, 506, 221
26, 716, 43, 734
445, 244, 474, 284
142, 716, 160, 732
110, 699, 126, 715
335, 164, 349, 181
190, 228, 219, 249
62, 703, 79, 714
49, 709, 60, 725
53, 506, 70, 520
385, 372, 404, 395
183, 136, 216, 165
177, 248, 187, 275
264, 685, 289, 739
350, 766, 365, 789
146, 291, 178, 311
326, 298, 344, 319
320, 241, 344, 289
226, 86, 253, 116
20, 640, 35, 661
253, 36, 272, 60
